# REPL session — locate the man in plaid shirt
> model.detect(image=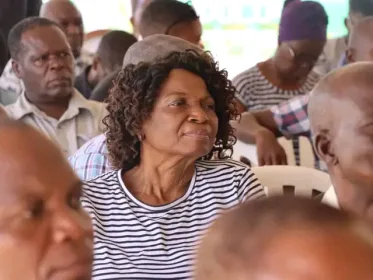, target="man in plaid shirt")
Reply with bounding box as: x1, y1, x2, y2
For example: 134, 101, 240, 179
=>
234, 93, 327, 171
